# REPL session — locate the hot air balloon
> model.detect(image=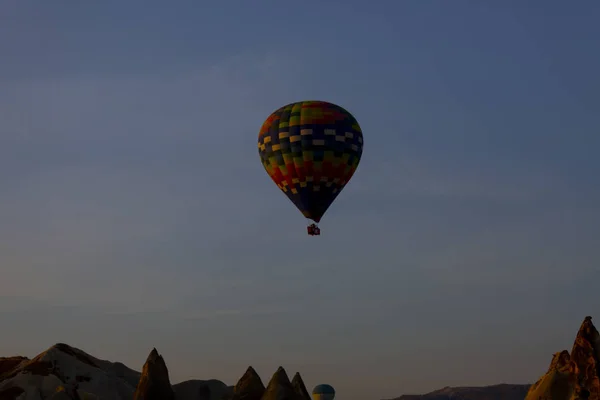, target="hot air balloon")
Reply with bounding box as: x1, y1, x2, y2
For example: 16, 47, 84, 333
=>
312, 384, 335, 400
258, 100, 364, 236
